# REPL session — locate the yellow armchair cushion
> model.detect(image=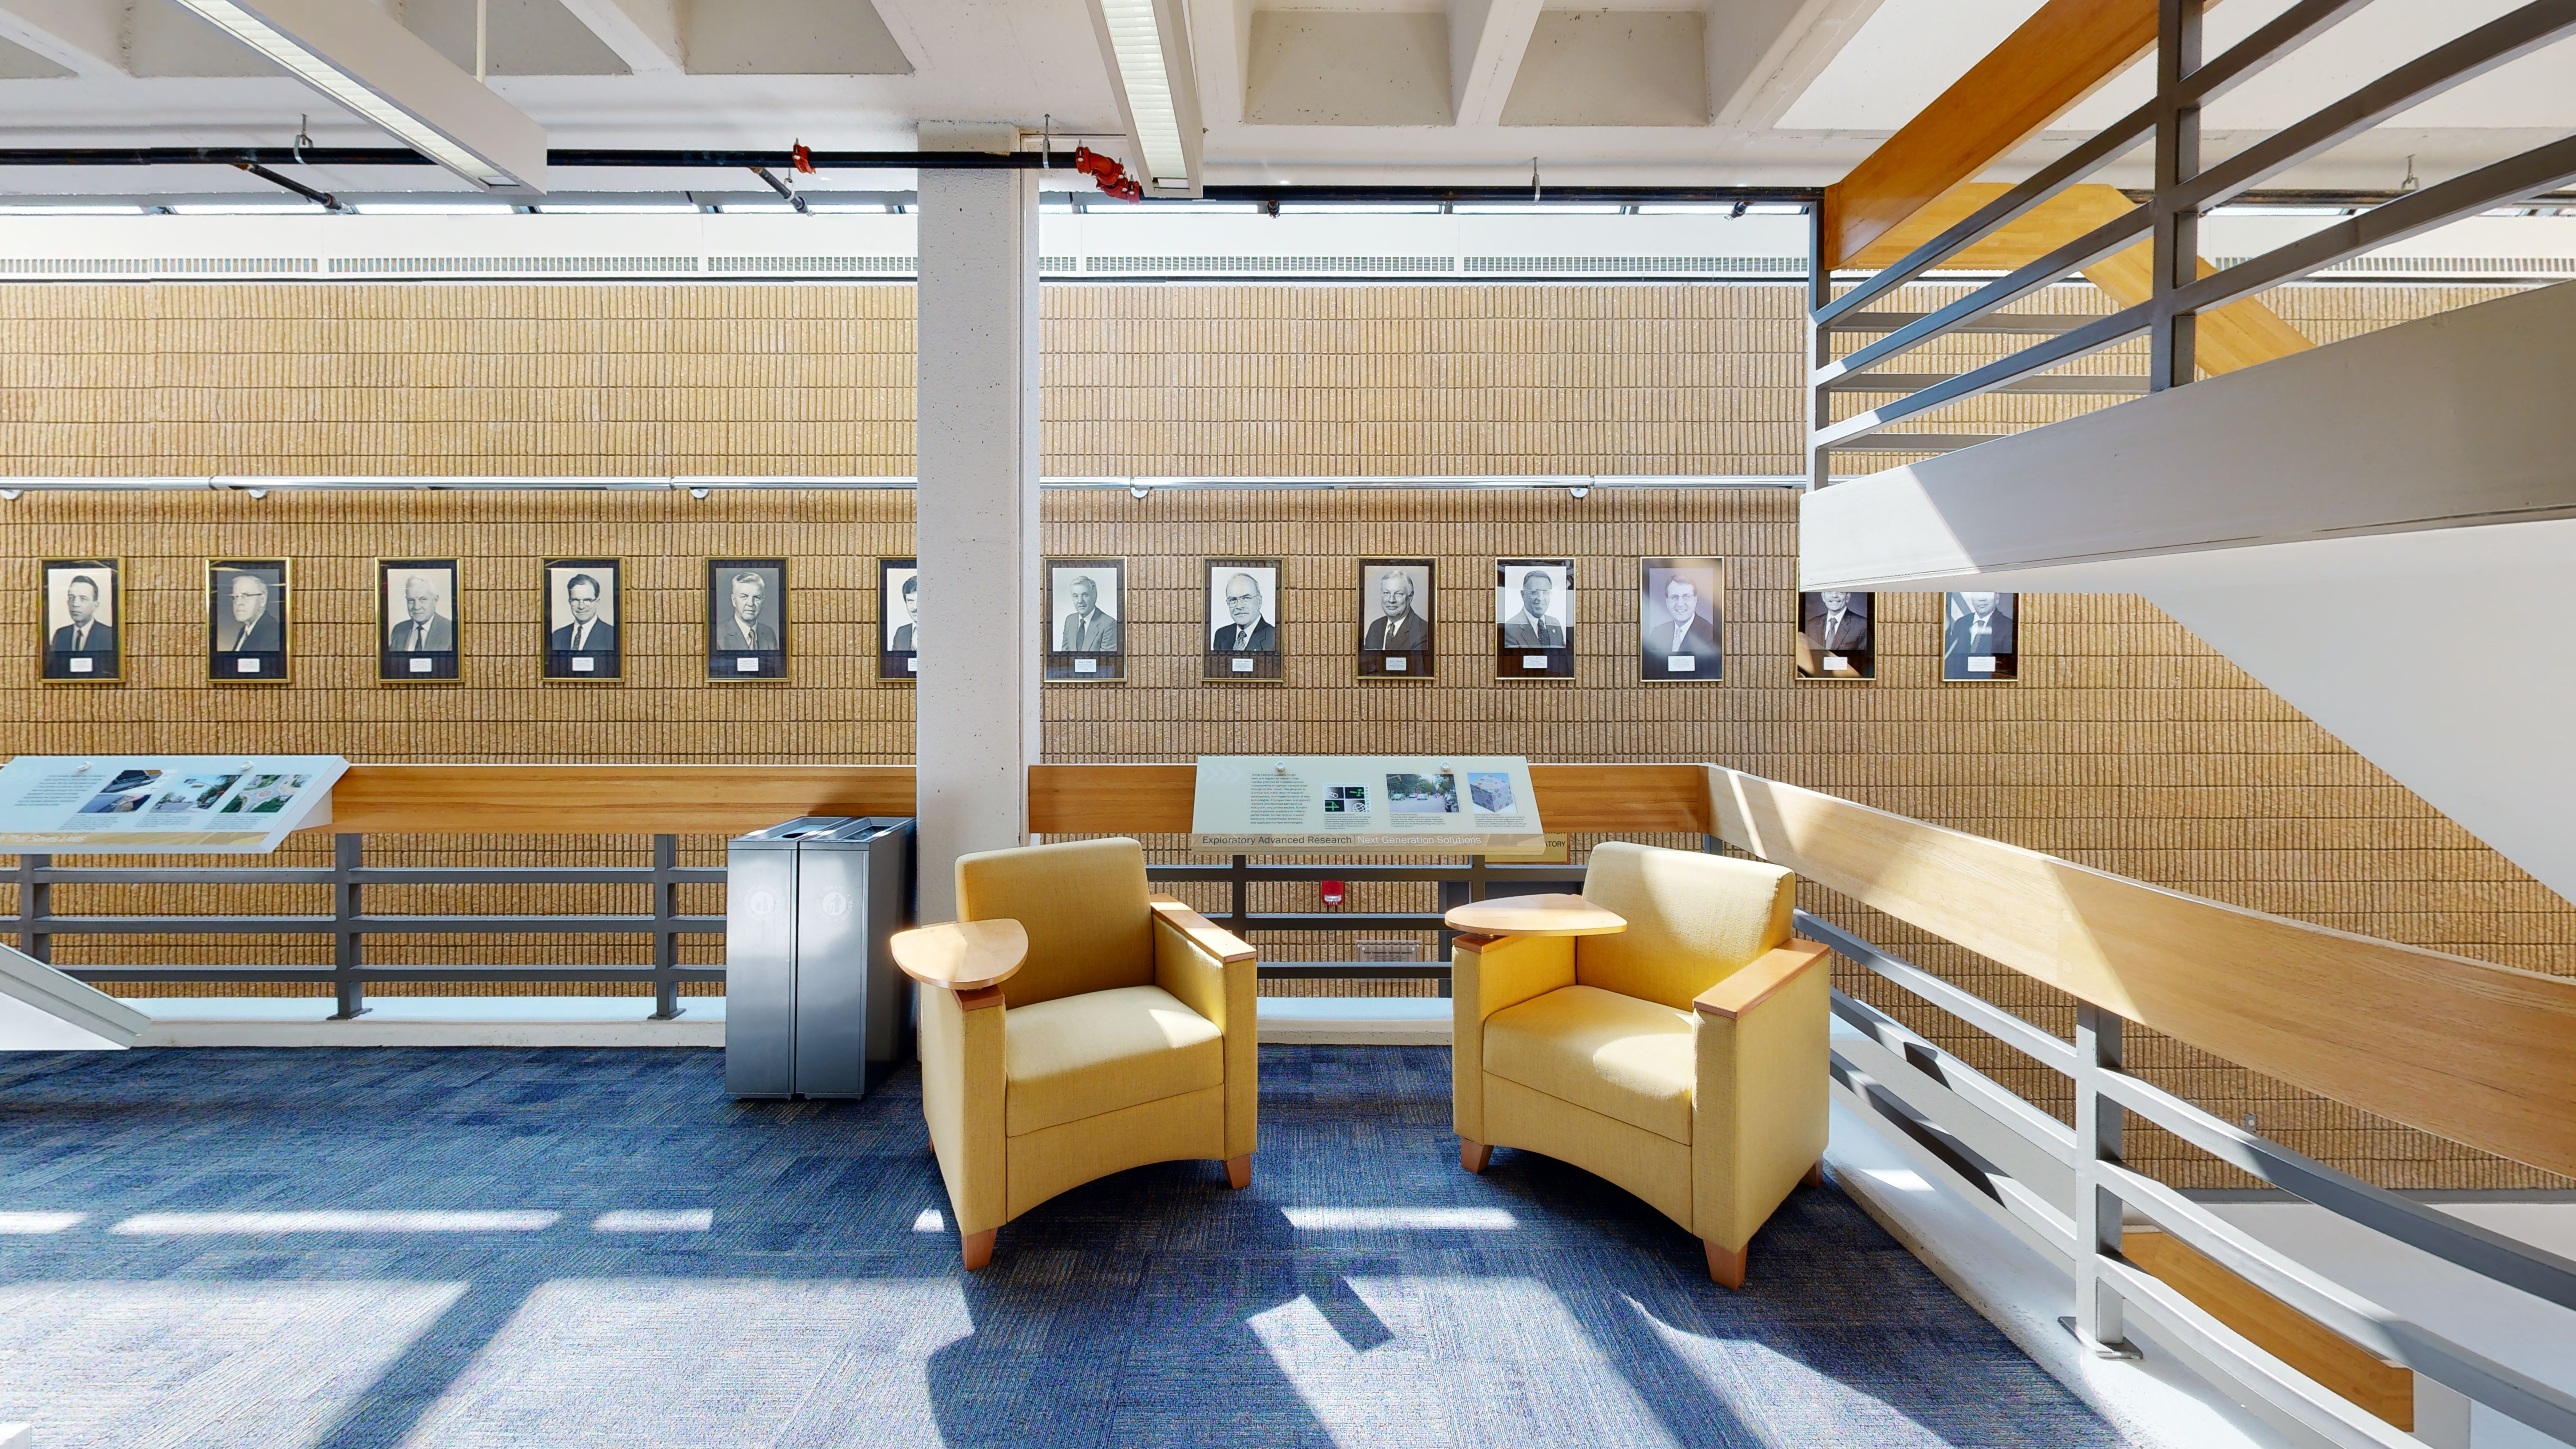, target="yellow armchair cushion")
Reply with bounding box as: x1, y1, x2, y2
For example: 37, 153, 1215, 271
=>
1575, 841, 1795, 1011
1002, 984, 1223, 1137
1484, 984, 1697, 1144
958, 837, 1154, 1008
